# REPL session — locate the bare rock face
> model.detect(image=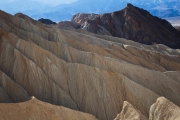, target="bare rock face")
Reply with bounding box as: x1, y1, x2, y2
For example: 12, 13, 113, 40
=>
115, 97, 180, 120
0, 96, 98, 120
71, 13, 99, 24
149, 97, 180, 120
67, 4, 180, 49
114, 101, 148, 120
0, 9, 180, 120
